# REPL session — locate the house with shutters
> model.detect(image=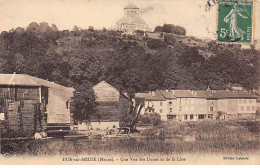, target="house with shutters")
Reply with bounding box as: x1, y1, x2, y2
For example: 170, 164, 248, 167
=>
135, 91, 168, 120
136, 89, 257, 122
0, 73, 74, 136
213, 90, 257, 120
